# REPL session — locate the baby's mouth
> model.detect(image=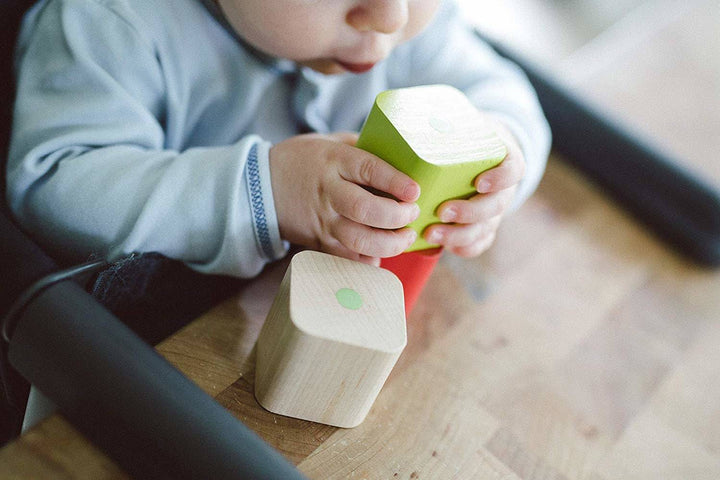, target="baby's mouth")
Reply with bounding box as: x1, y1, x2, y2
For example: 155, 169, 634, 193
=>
335, 60, 377, 74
